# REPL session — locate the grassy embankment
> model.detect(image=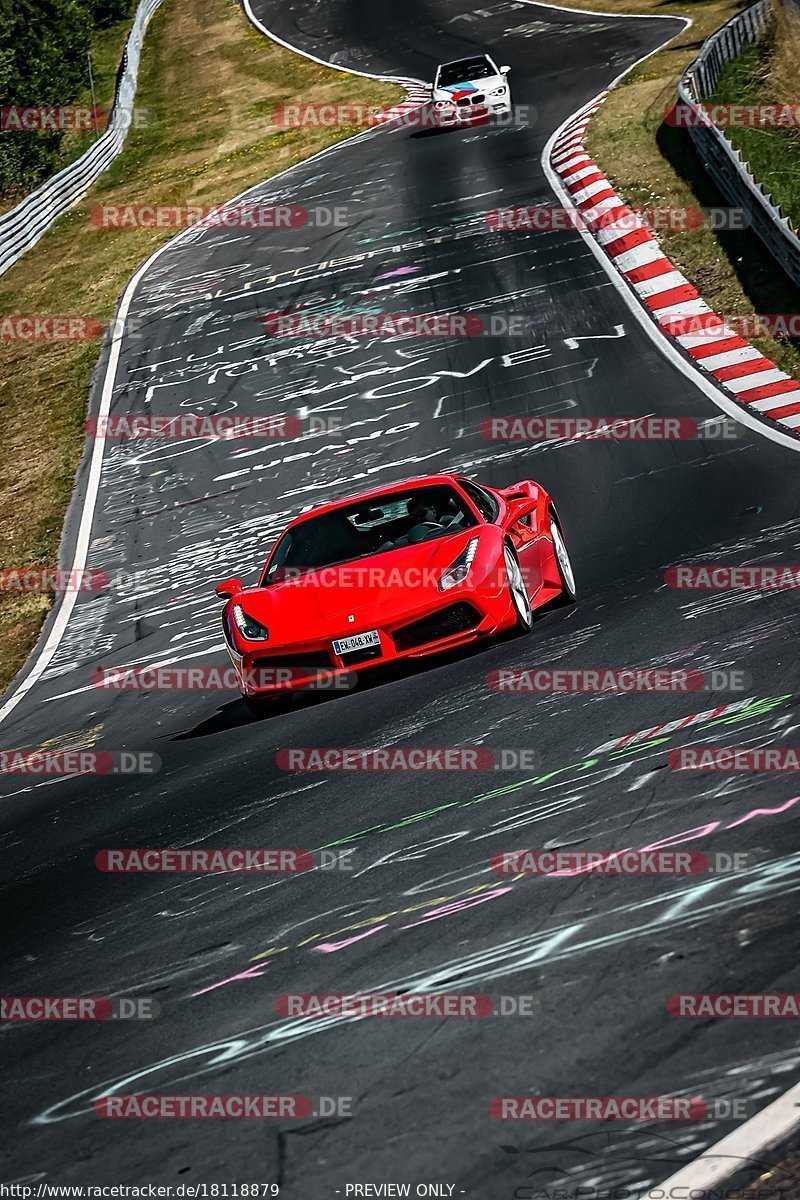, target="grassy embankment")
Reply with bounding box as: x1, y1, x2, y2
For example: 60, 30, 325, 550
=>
546, 0, 800, 378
